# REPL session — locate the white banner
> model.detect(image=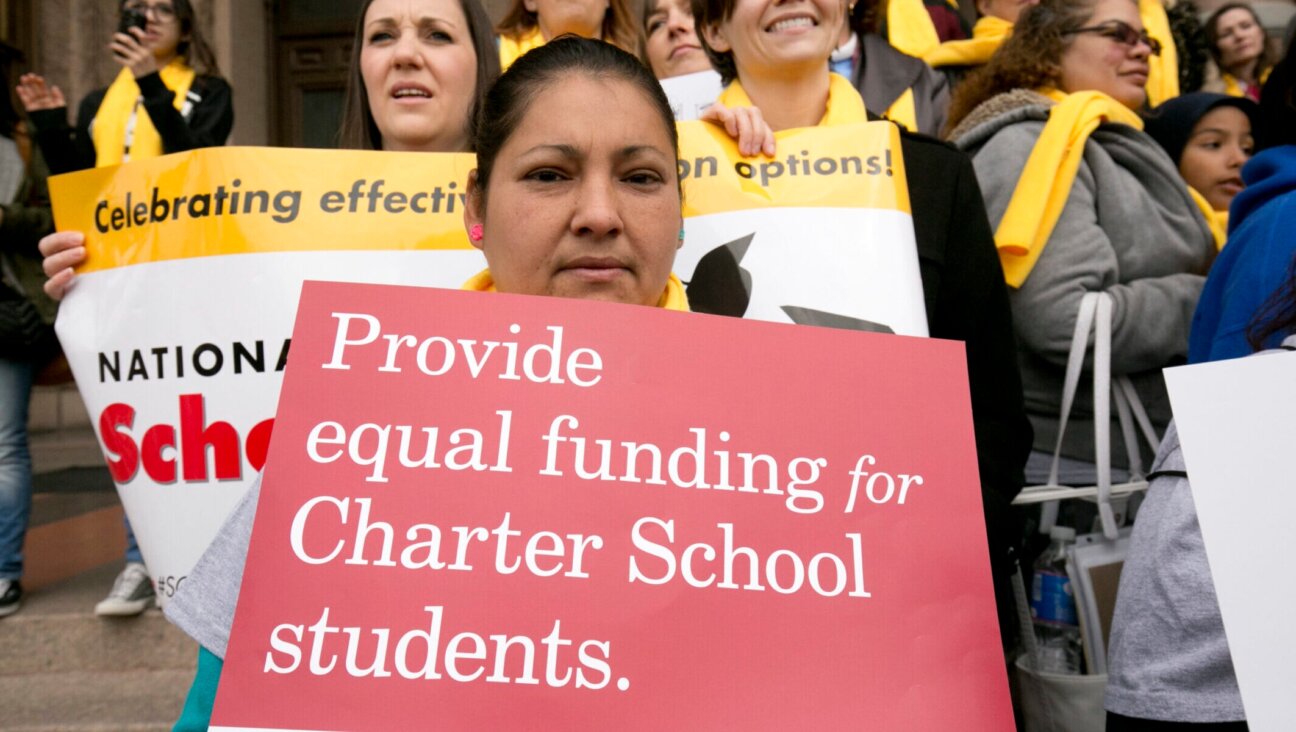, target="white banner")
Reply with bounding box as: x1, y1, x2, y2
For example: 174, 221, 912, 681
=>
1165, 349, 1296, 732
49, 147, 480, 604
677, 119, 926, 336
